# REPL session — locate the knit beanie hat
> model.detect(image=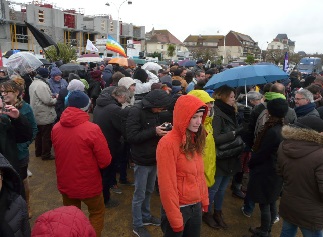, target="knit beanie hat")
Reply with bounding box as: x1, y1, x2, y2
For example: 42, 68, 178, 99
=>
68, 73, 80, 82
160, 75, 172, 85
267, 98, 288, 118
67, 79, 85, 92
118, 77, 136, 89
36, 67, 49, 78
293, 116, 323, 133
133, 68, 148, 83
151, 83, 163, 90
90, 70, 102, 80
68, 91, 91, 111
50, 66, 62, 77
106, 64, 113, 71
